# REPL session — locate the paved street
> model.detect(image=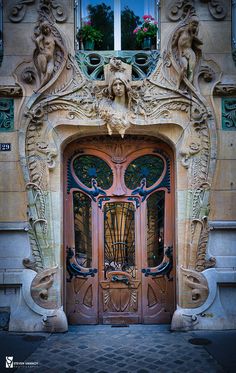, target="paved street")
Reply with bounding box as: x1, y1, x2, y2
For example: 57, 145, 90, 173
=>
1, 325, 236, 372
